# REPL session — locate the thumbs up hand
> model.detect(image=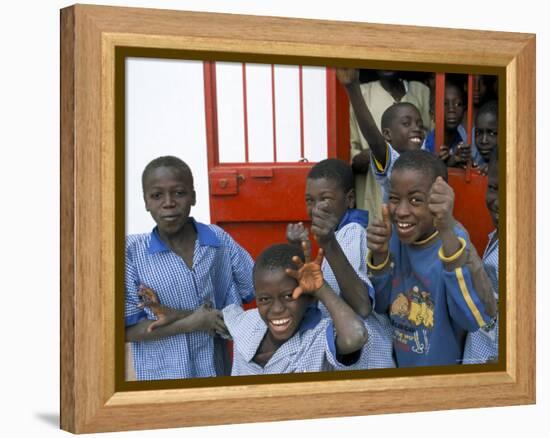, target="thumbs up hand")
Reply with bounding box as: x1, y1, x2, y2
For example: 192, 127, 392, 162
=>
428, 176, 455, 232
367, 204, 392, 264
